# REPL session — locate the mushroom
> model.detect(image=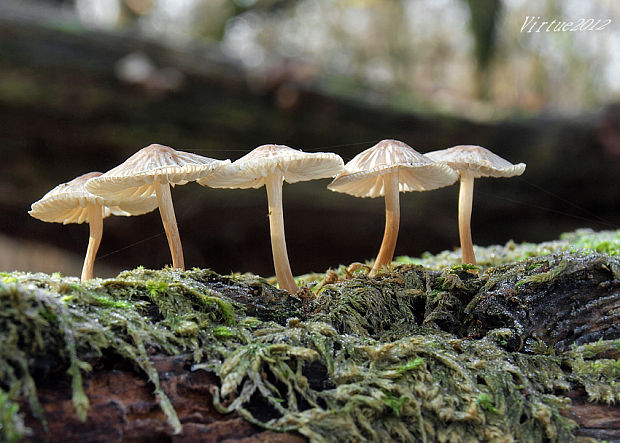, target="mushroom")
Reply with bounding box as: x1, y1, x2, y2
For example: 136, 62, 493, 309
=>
29, 172, 158, 281
198, 144, 344, 293
425, 145, 526, 265
85, 144, 230, 270
328, 139, 458, 277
